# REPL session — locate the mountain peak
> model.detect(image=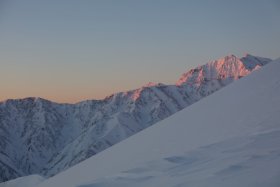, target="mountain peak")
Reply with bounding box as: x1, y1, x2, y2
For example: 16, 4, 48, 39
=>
176, 54, 271, 86
240, 54, 271, 70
